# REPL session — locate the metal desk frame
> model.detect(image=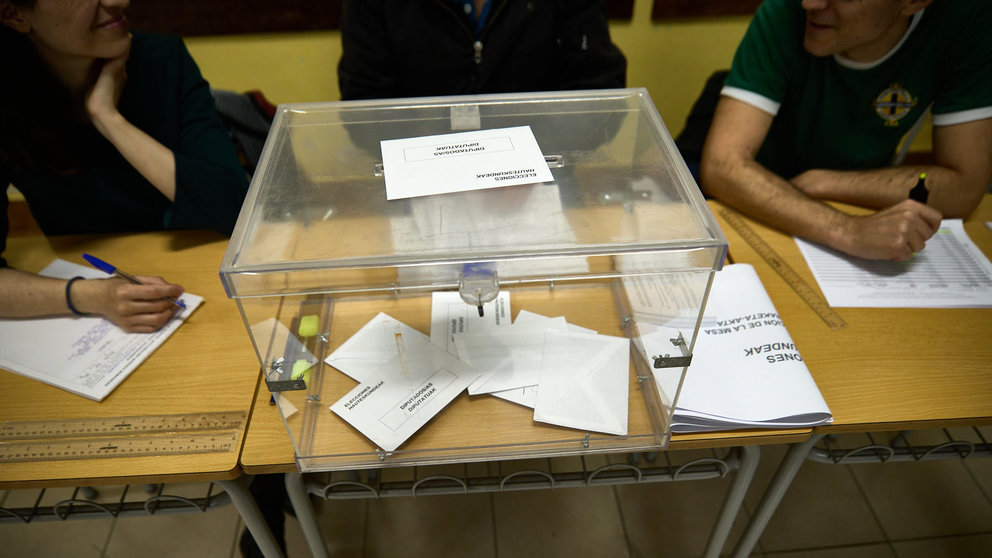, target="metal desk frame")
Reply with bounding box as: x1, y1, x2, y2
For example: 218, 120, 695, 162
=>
285, 445, 761, 558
